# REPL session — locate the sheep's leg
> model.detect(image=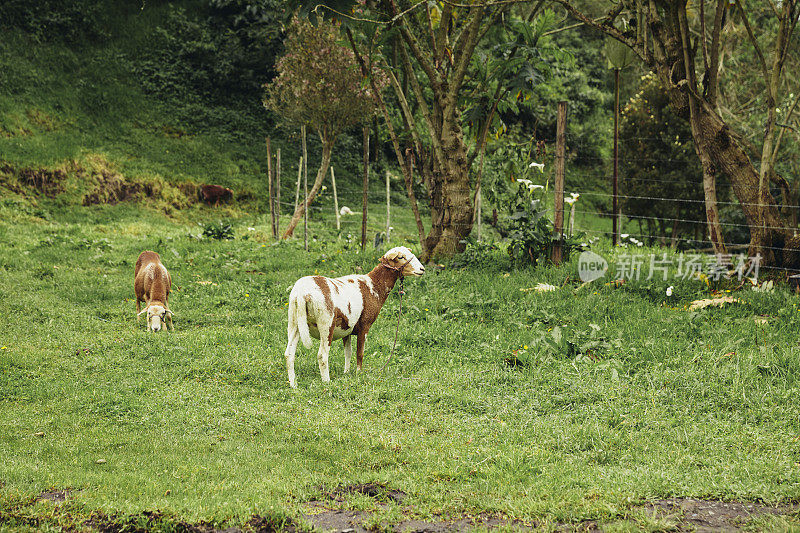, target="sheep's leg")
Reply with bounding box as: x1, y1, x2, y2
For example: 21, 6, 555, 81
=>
136, 299, 141, 320
285, 329, 300, 389
317, 320, 334, 382
343, 335, 352, 374
355, 329, 369, 371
